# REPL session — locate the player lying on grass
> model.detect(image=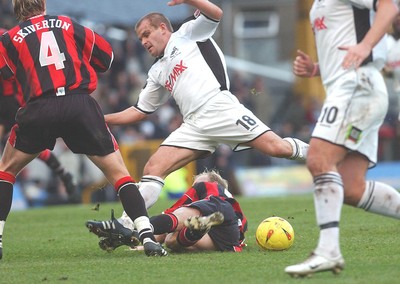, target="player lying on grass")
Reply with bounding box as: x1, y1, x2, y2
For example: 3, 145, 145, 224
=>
86, 170, 247, 252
